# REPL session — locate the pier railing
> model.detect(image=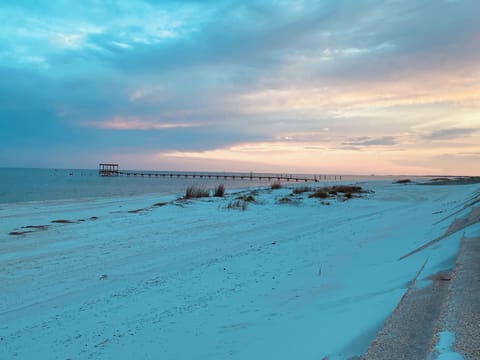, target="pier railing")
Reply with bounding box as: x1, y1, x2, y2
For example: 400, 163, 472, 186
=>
99, 164, 342, 182
99, 163, 119, 177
